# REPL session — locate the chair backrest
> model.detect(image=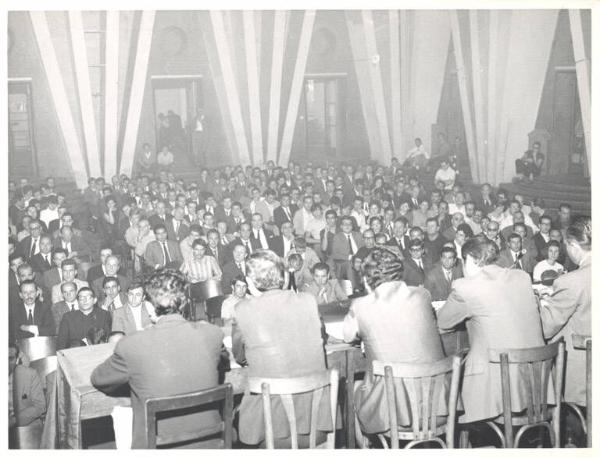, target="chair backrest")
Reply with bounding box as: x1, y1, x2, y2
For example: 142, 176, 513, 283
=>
571, 334, 591, 351
18, 336, 57, 363
488, 341, 565, 426
144, 383, 234, 449
372, 356, 462, 447
338, 279, 353, 297
248, 369, 339, 449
